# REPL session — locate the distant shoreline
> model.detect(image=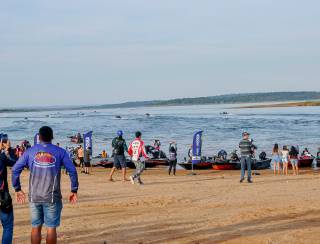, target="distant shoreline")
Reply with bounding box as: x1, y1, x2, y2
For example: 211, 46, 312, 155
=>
236, 101, 320, 109
1, 91, 320, 114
